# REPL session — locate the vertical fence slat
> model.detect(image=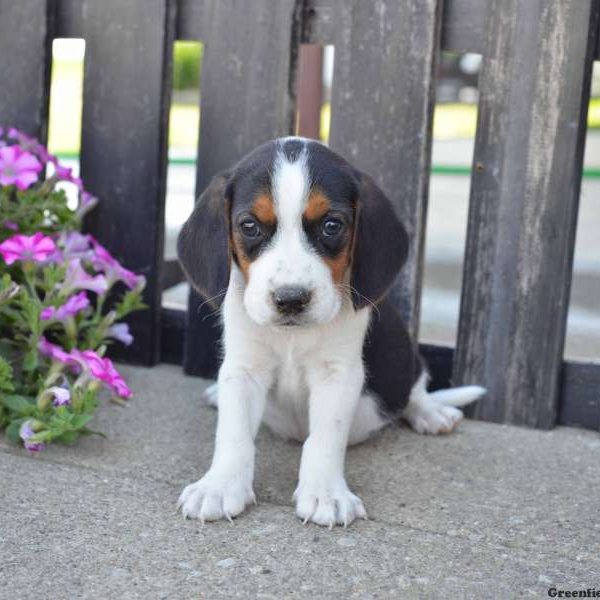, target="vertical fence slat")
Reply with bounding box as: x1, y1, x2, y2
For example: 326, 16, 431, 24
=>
454, 0, 600, 428
327, 0, 441, 336
441, 0, 486, 54
55, 0, 83, 37
182, 0, 299, 377
81, 0, 175, 366
0, 0, 53, 139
